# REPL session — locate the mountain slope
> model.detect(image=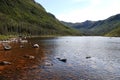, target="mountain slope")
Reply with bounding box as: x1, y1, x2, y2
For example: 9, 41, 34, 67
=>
62, 14, 120, 36
90, 14, 120, 35
0, 0, 80, 36
105, 24, 120, 37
